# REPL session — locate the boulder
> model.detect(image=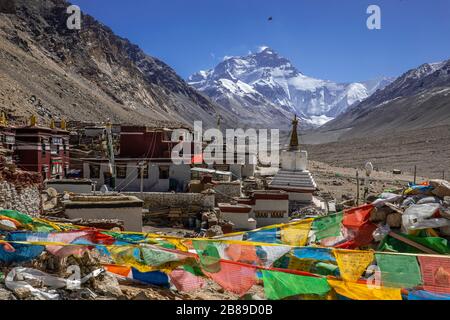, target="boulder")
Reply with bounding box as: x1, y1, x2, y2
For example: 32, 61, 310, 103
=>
91, 273, 123, 298
430, 180, 450, 198
386, 213, 403, 228
0, 285, 16, 300
206, 225, 223, 237
369, 207, 391, 223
